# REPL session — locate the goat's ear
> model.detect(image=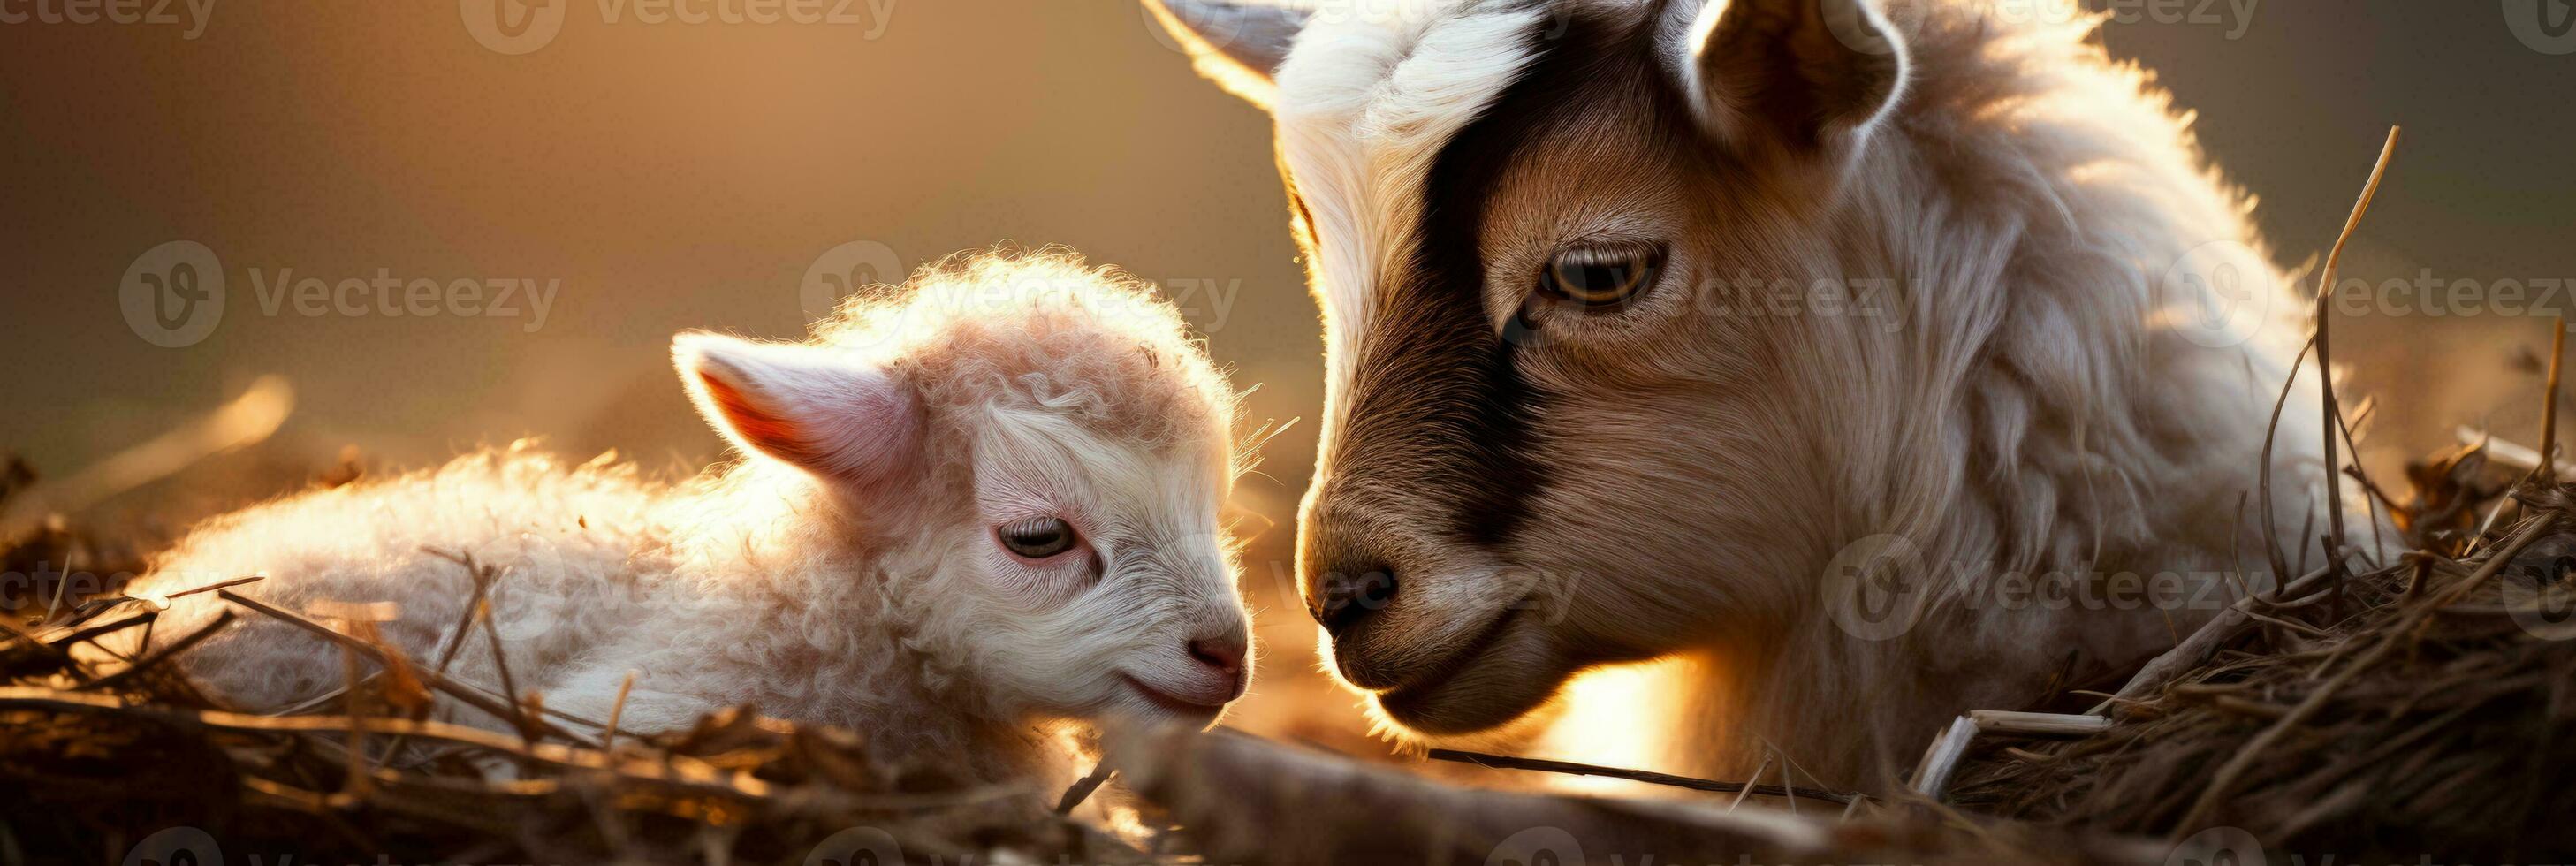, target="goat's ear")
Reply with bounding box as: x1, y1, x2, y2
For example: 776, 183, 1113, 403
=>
1143, 0, 1310, 111
673, 332, 922, 484
1675, 0, 1907, 156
